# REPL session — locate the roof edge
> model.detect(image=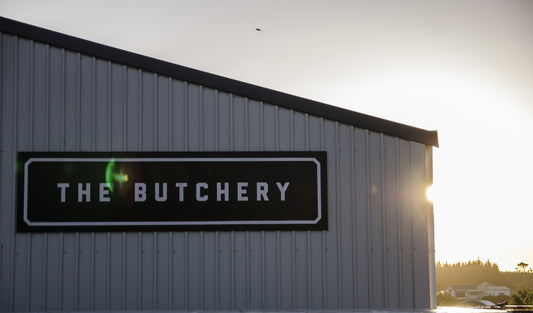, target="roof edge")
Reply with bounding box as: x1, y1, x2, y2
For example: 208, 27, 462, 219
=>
0, 16, 438, 147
